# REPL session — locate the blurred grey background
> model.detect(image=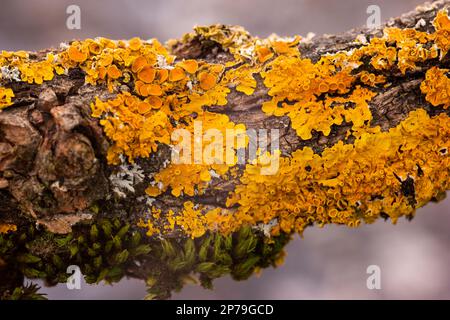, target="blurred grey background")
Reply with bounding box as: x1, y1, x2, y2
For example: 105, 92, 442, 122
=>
1, 0, 449, 299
